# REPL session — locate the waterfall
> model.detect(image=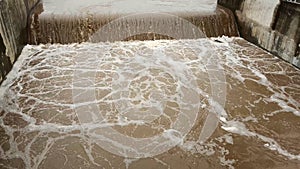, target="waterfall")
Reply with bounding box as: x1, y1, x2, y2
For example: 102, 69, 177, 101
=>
29, 0, 239, 44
